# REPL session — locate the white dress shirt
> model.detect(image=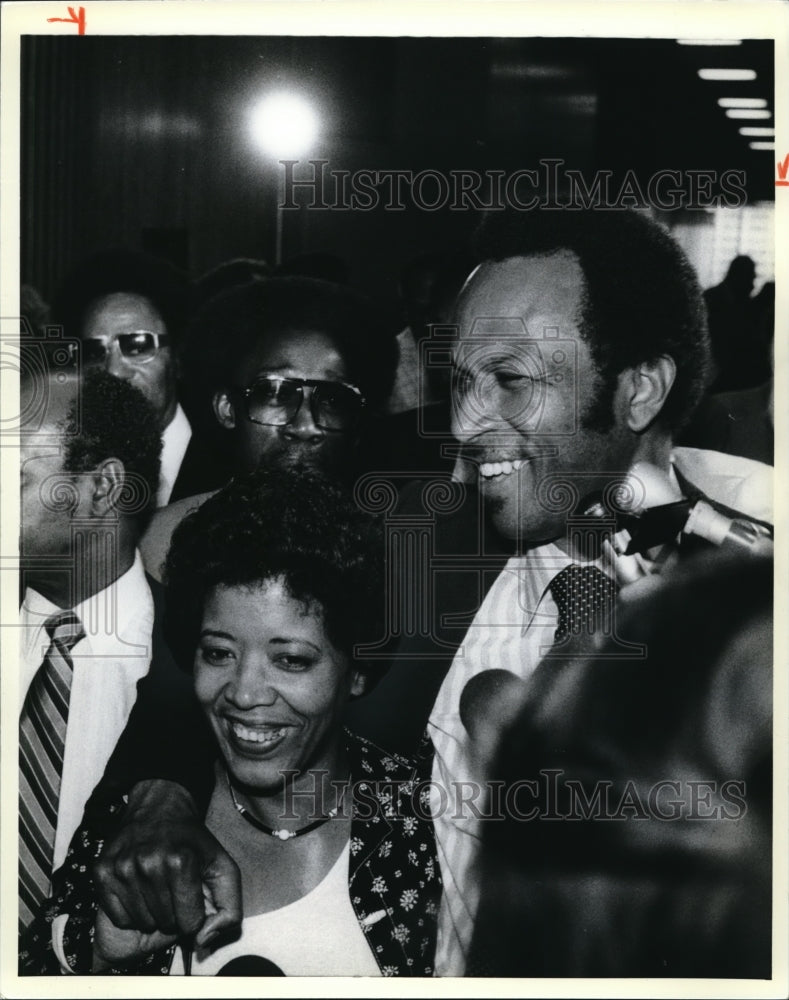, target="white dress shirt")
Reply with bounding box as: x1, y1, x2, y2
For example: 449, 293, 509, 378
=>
431, 447, 773, 974
157, 403, 191, 507
429, 542, 582, 974
20, 551, 154, 872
